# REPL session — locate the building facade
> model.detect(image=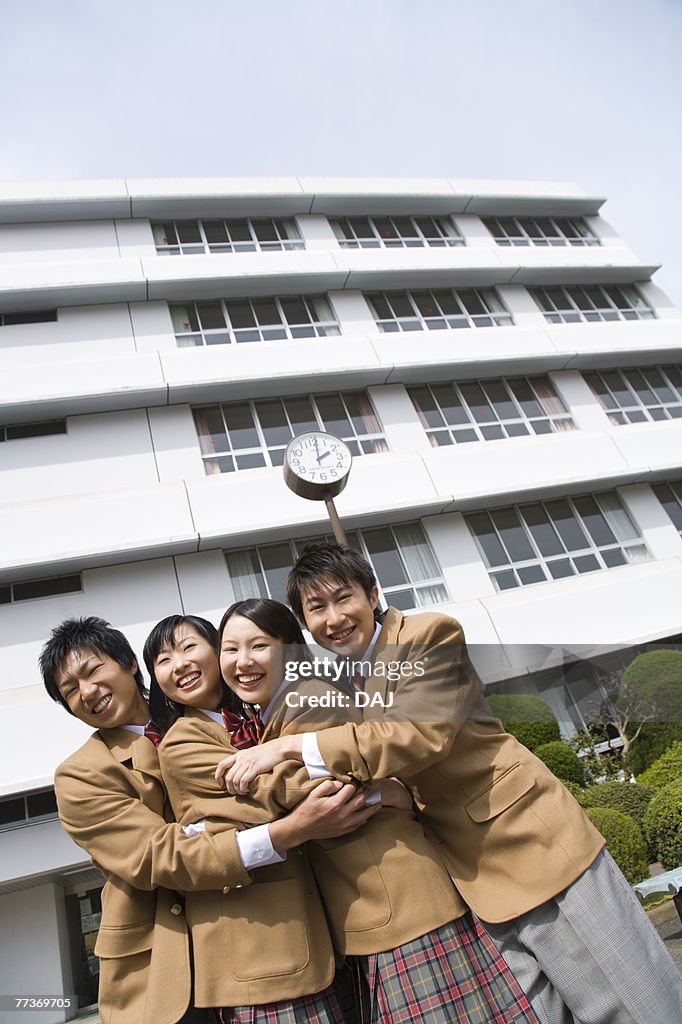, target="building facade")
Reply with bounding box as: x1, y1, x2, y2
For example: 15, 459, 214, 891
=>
1, 177, 681, 1020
